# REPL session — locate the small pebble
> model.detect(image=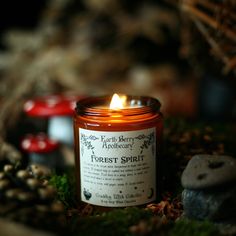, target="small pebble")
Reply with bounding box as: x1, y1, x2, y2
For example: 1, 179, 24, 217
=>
16, 170, 29, 179
0, 172, 5, 179
29, 164, 51, 178
3, 165, 14, 173
26, 178, 40, 189
0, 179, 10, 190
17, 192, 35, 202
5, 189, 22, 199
